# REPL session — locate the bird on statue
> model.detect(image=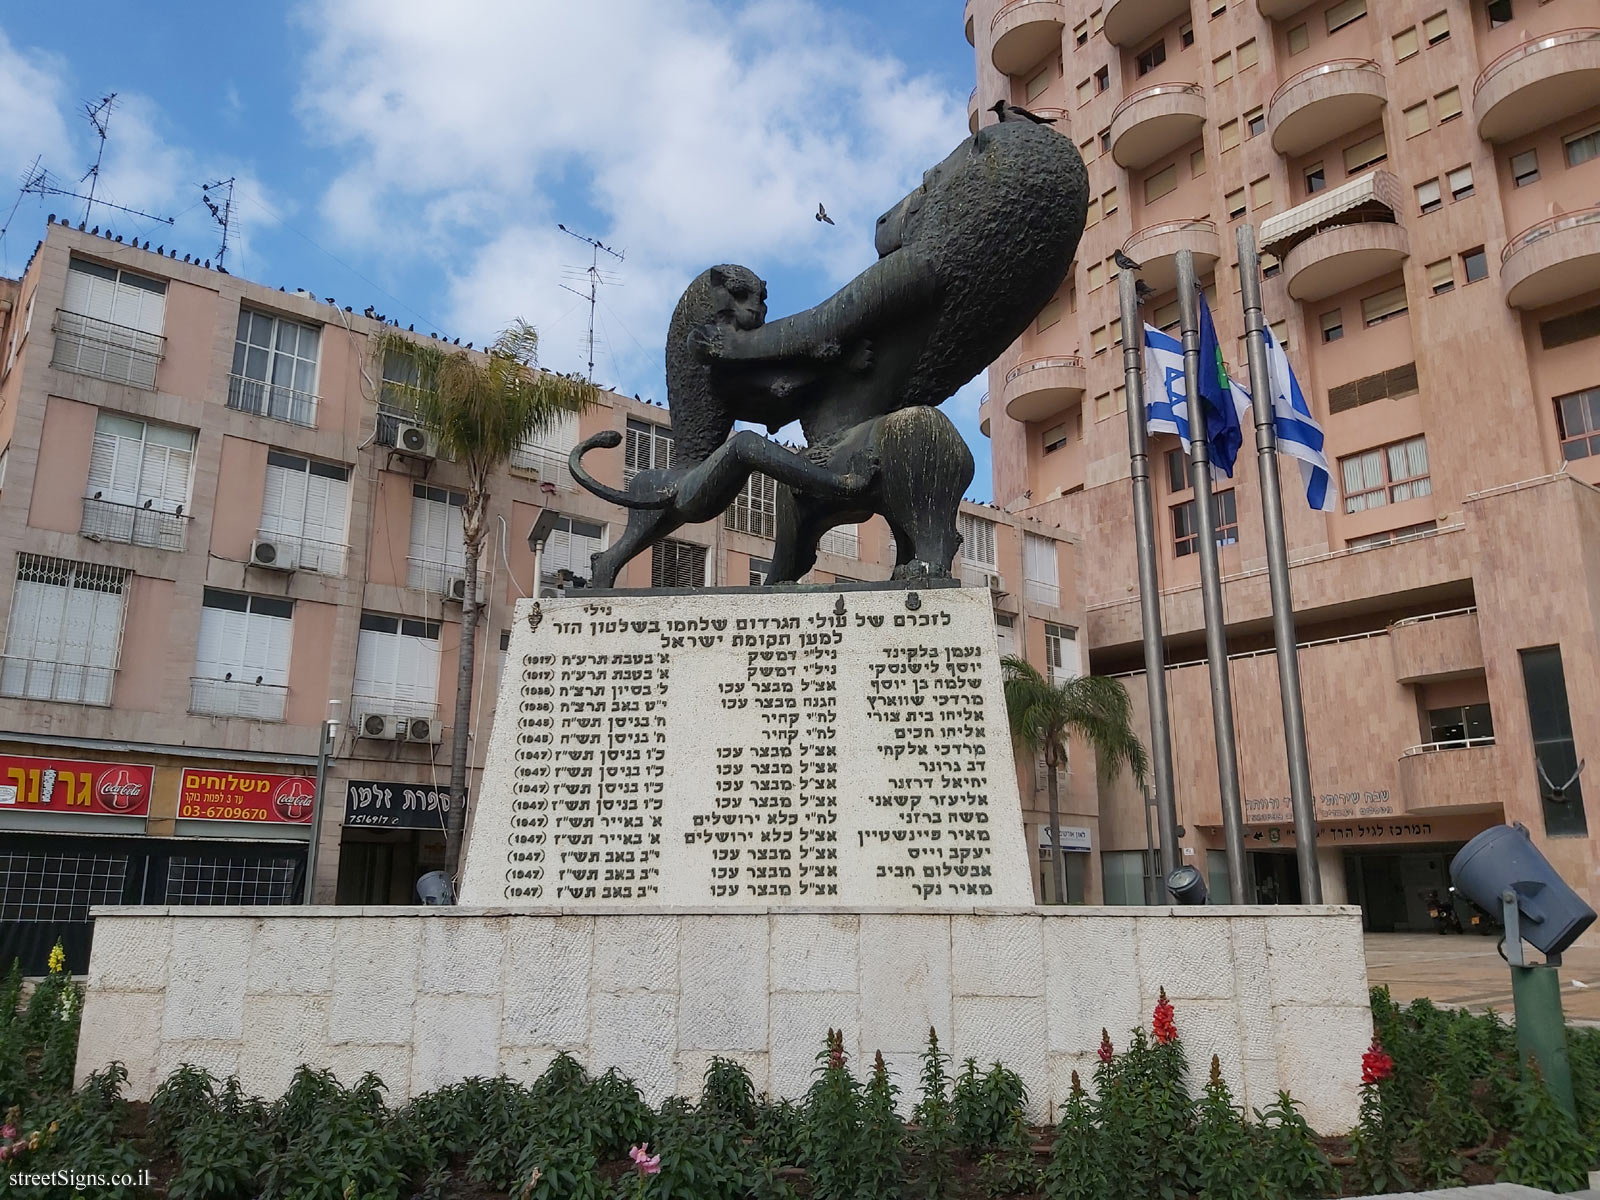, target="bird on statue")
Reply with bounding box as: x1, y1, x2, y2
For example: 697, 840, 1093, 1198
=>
1135, 279, 1156, 305
815, 203, 835, 225
1113, 249, 1143, 272
990, 100, 1056, 125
